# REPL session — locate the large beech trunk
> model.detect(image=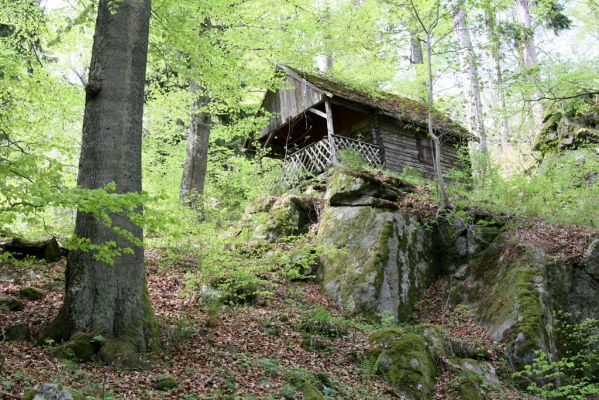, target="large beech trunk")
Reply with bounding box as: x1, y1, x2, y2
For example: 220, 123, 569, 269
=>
452, 6, 487, 153
180, 81, 211, 205
42, 0, 157, 353
485, 7, 511, 146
